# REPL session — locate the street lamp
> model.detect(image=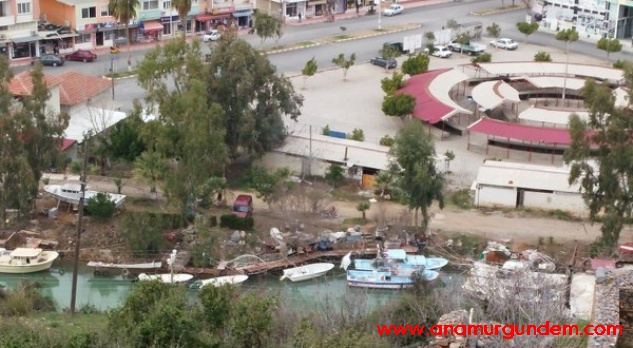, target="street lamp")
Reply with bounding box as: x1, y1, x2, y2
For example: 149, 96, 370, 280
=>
377, 0, 381, 31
